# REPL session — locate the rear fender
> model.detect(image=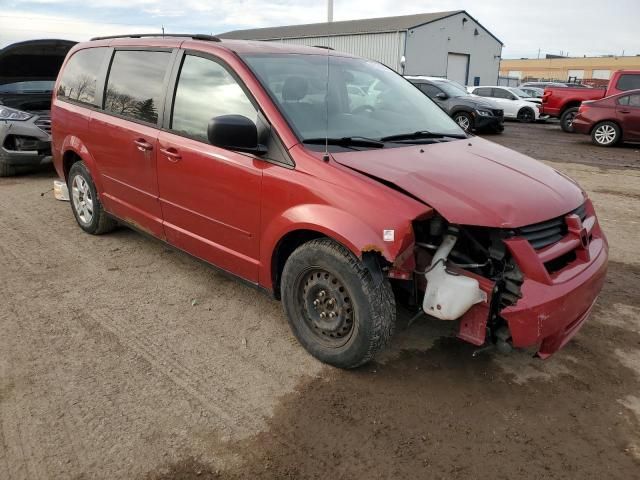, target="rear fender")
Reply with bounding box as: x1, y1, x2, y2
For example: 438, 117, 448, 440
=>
60, 135, 104, 192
